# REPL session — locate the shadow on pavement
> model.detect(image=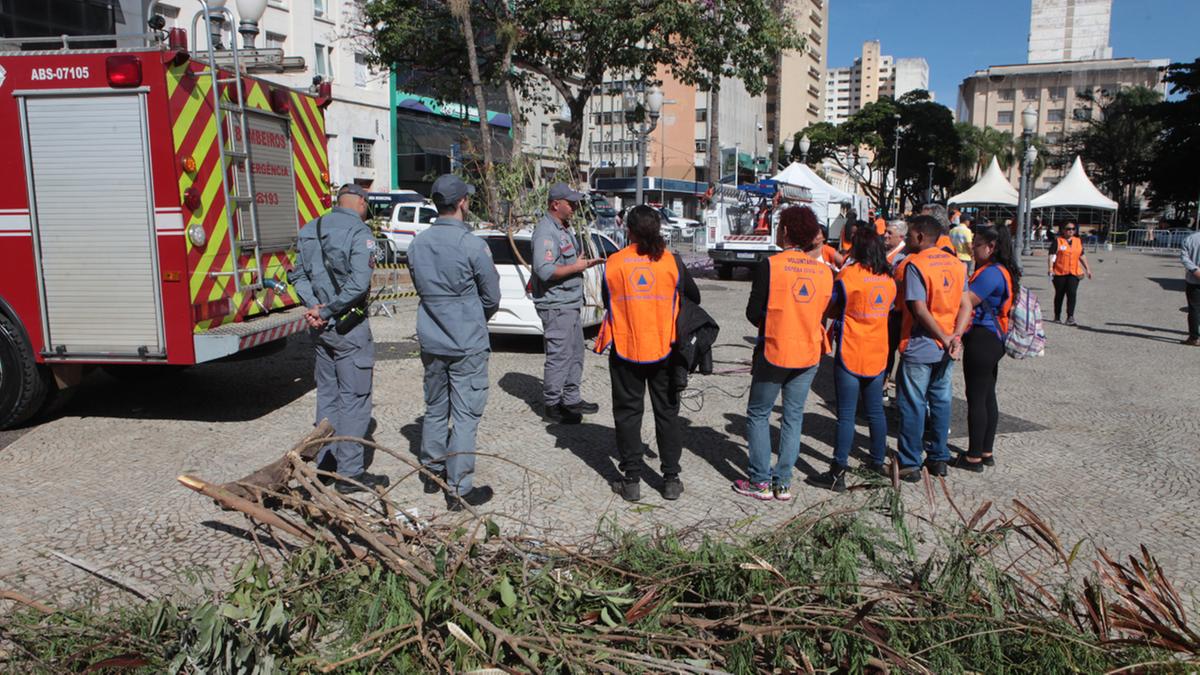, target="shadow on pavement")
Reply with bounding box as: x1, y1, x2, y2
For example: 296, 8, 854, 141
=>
1106, 321, 1190, 336
1147, 277, 1188, 292
40, 335, 316, 424
201, 520, 296, 553
1072, 323, 1182, 345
